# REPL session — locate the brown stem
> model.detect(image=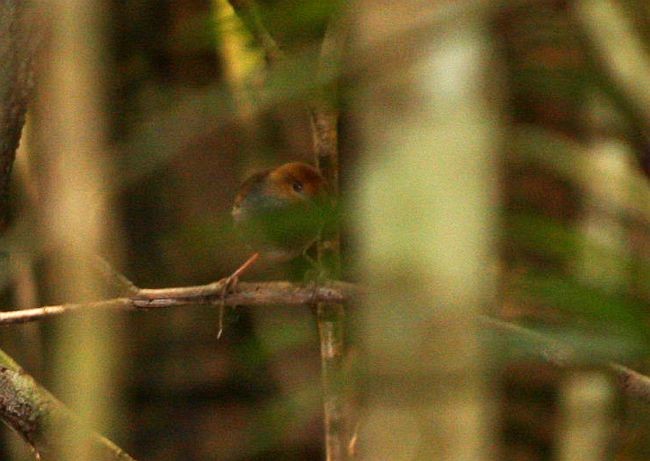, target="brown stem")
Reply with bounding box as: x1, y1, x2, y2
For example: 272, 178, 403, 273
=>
0, 350, 135, 461
312, 16, 348, 461
0, 4, 134, 457
316, 303, 347, 461
0, 281, 358, 325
